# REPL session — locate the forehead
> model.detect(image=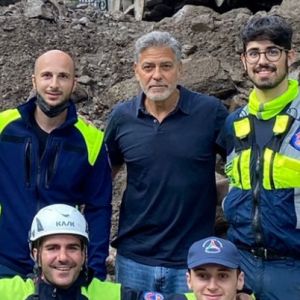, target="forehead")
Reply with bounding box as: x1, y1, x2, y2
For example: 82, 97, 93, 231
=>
41, 234, 81, 246
192, 264, 236, 273
138, 46, 177, 63
34, 52, 74, 75
245, 40, 277, 50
